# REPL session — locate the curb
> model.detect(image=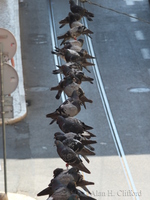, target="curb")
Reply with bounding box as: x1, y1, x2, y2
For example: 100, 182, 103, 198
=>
0, 0, 27, 125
